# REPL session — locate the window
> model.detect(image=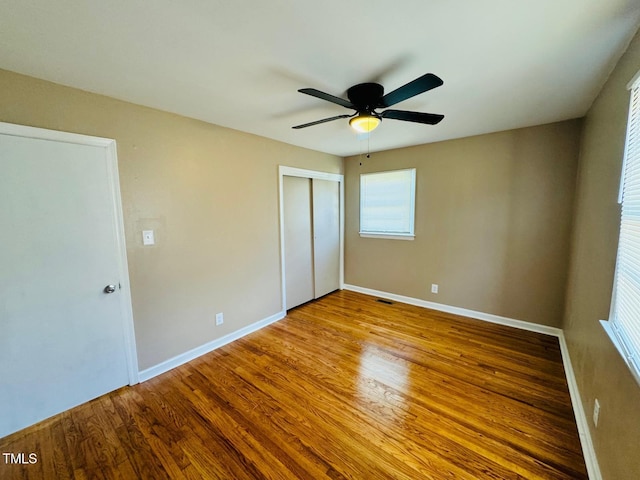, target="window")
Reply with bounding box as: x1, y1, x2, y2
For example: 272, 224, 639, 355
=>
603, 72, 640, 386
359, 168, 416, 239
